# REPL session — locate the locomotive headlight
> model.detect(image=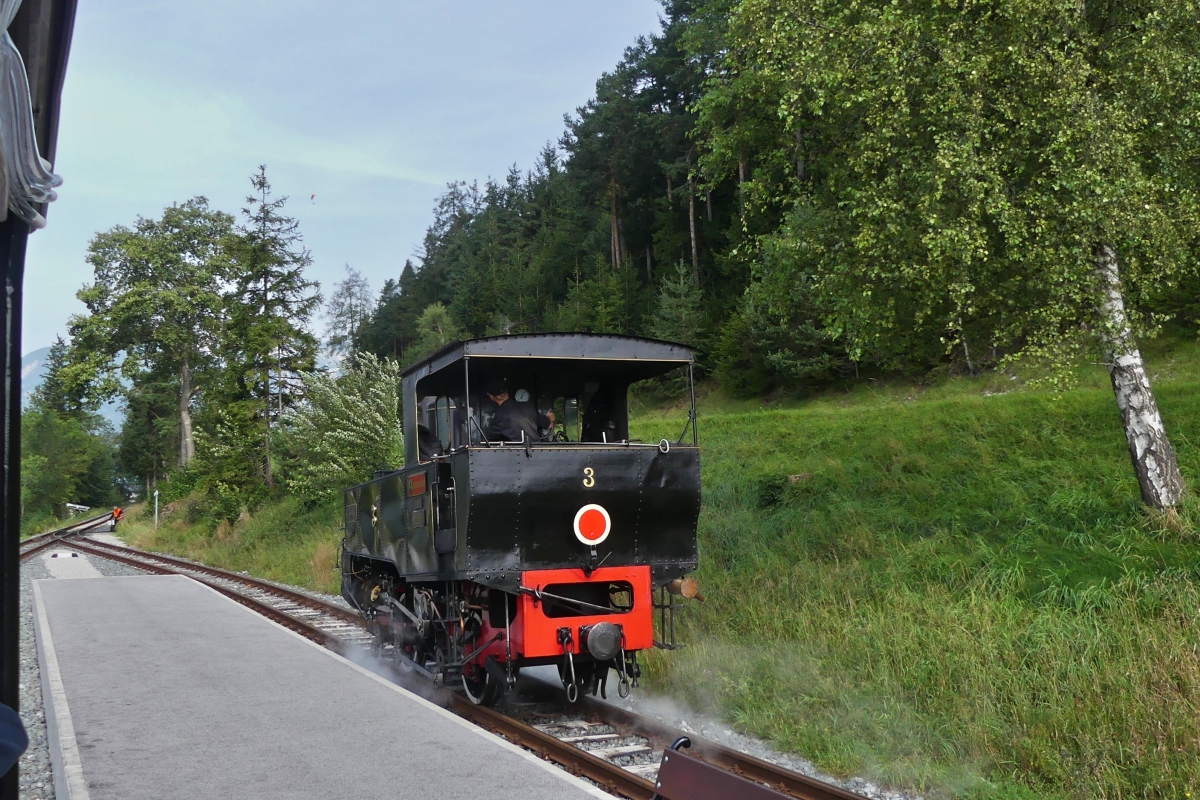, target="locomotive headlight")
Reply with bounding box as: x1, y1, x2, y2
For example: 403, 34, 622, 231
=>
584, 622, 622, 661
